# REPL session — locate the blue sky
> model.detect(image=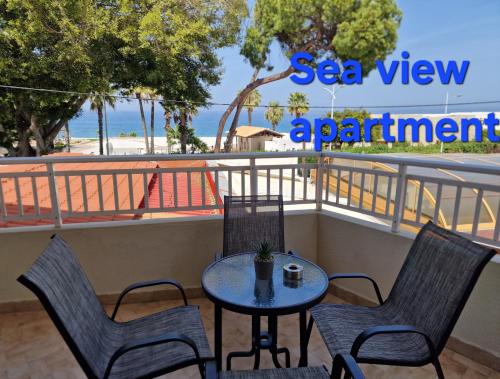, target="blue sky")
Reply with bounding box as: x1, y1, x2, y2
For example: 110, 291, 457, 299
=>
209, 0, 500, 113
